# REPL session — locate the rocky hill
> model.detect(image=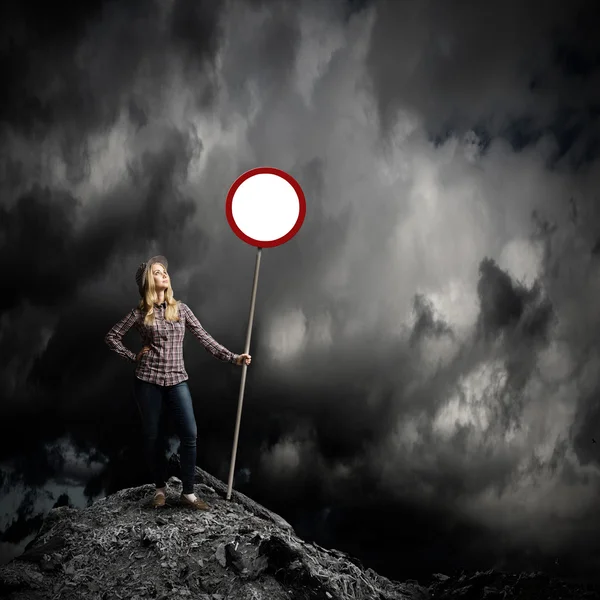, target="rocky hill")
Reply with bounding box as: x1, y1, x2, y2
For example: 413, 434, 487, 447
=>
0, 460, 429, 600
1, 458, 599, 600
